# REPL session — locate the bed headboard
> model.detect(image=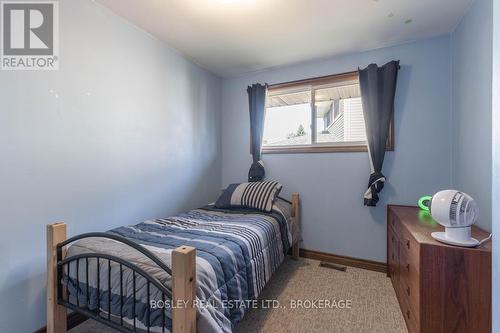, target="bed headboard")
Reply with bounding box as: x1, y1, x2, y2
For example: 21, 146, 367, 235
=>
291, 193, 299, 219
290, 192, 300, 259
